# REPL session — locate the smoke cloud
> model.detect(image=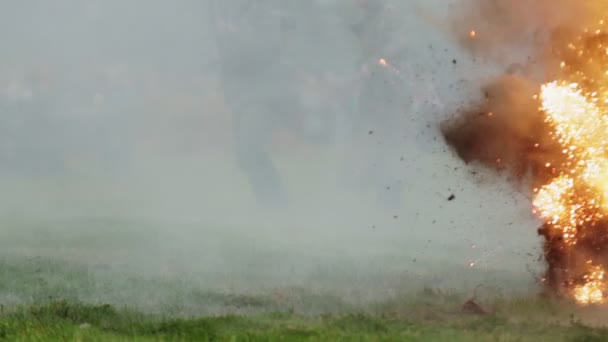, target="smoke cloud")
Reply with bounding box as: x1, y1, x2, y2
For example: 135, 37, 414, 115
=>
440, 0, 608, 299
440, 0, 606, 186
1, 0, 547, 312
